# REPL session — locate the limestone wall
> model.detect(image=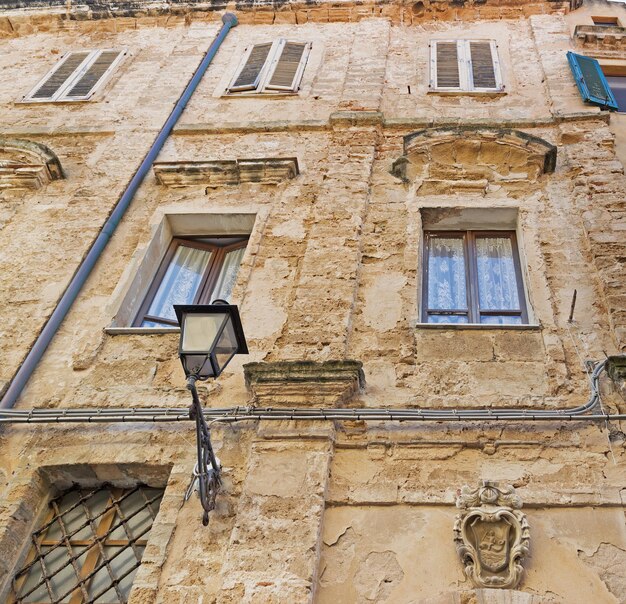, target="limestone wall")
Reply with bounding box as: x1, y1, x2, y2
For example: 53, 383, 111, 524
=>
0, 2, 624, 603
